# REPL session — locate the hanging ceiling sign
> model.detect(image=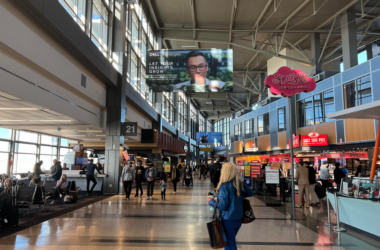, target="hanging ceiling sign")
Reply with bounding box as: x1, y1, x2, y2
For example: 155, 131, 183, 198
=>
301, 132, 328, 146
288, 134, 300, 148
264, 66, 316, 97
320, 152, 369, 159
